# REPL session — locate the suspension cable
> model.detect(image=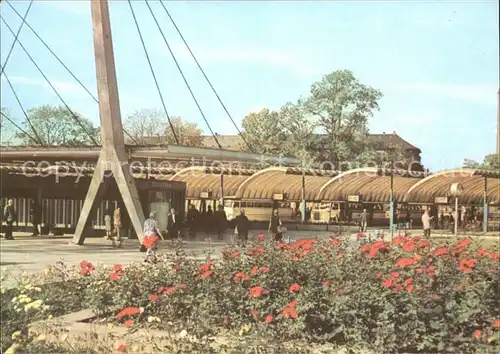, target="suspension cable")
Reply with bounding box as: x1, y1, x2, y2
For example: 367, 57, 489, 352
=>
1, 16, 99, 146
148, 0, 222, 150
159, 0, 252, 152
4, 0, 139, 146
3, 72, 44, 146
0, 111, 39, 145
0, 0, 33, 77
127, 0, 179, 145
